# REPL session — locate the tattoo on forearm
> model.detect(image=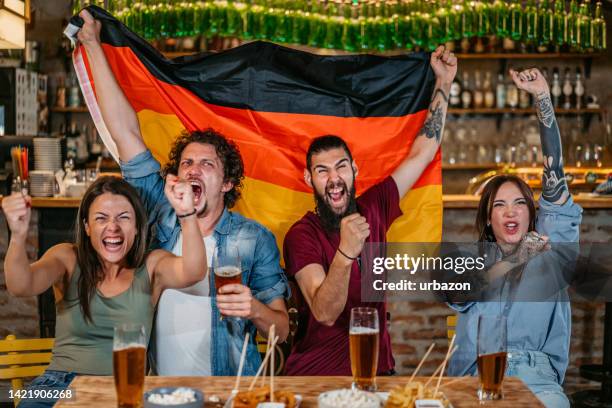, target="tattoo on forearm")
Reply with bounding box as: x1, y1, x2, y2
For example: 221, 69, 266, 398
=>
535, 92, 555, 128
422, 101, 444, 144
420, 88, 448, 144
432, 88, 449, 103
537, 92, 569, 204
